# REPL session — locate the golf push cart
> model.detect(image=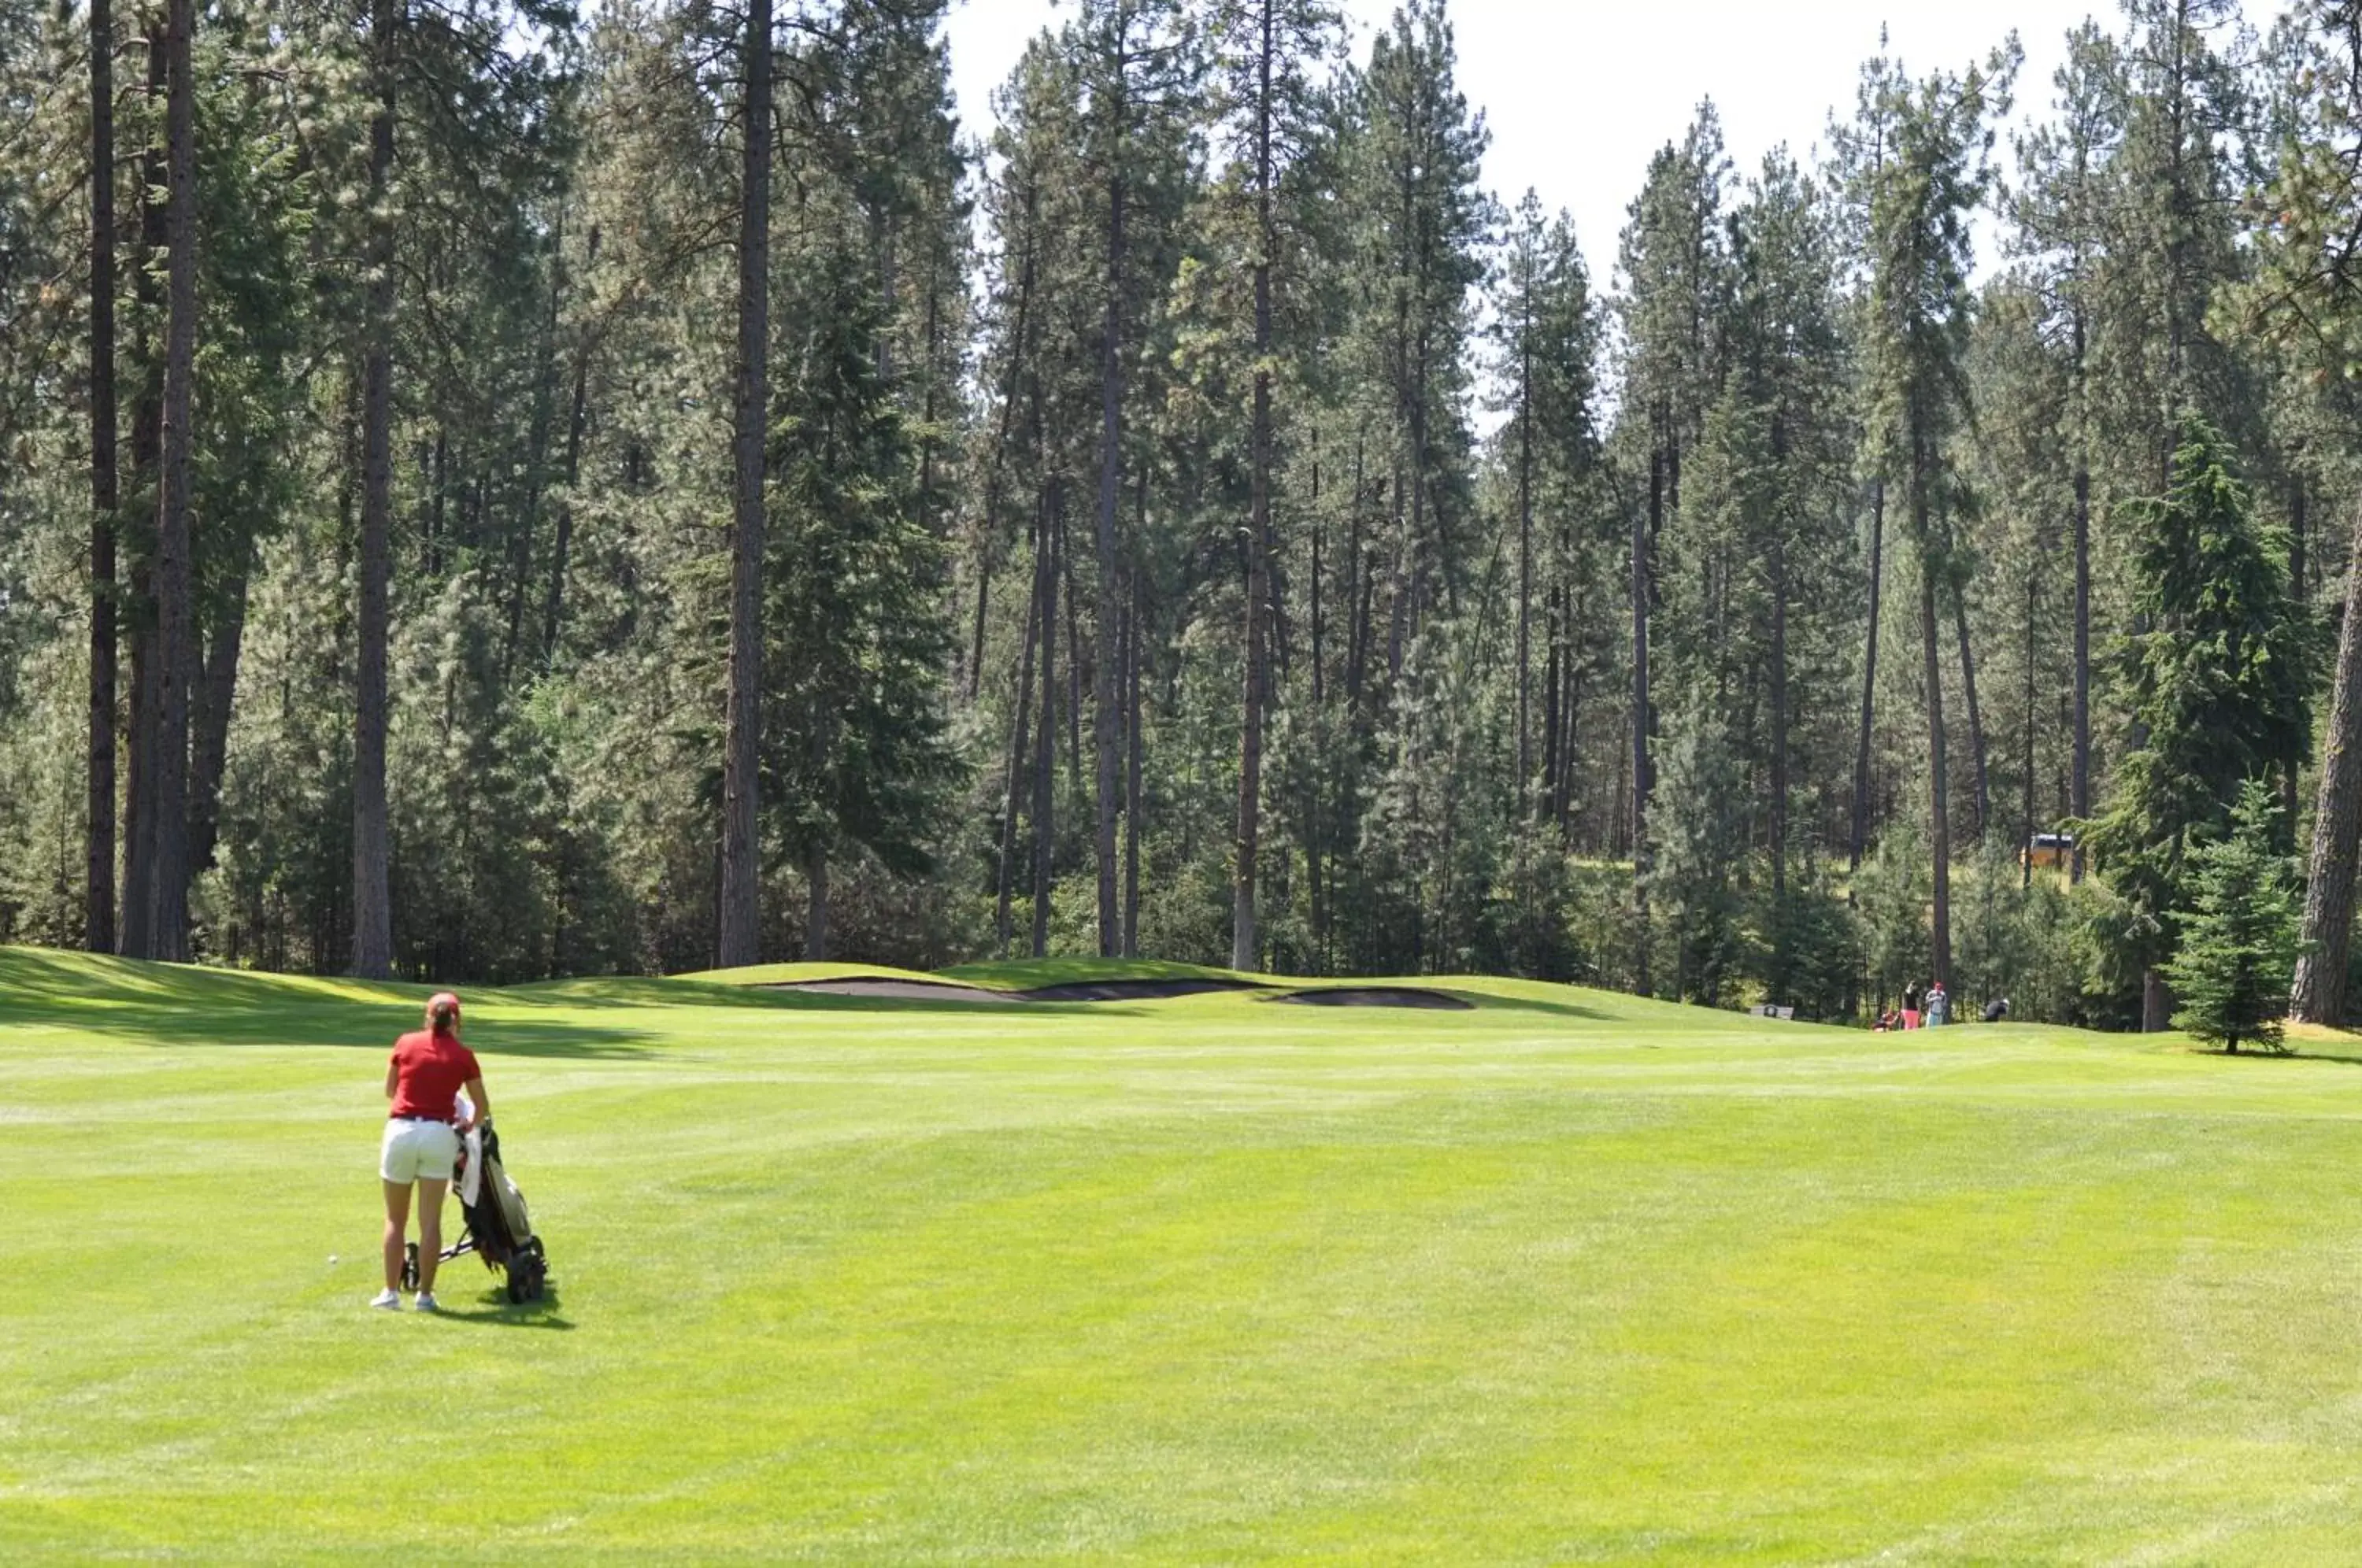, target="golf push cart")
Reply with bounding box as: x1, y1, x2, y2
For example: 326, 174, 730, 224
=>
401, 1115, 550, 1304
